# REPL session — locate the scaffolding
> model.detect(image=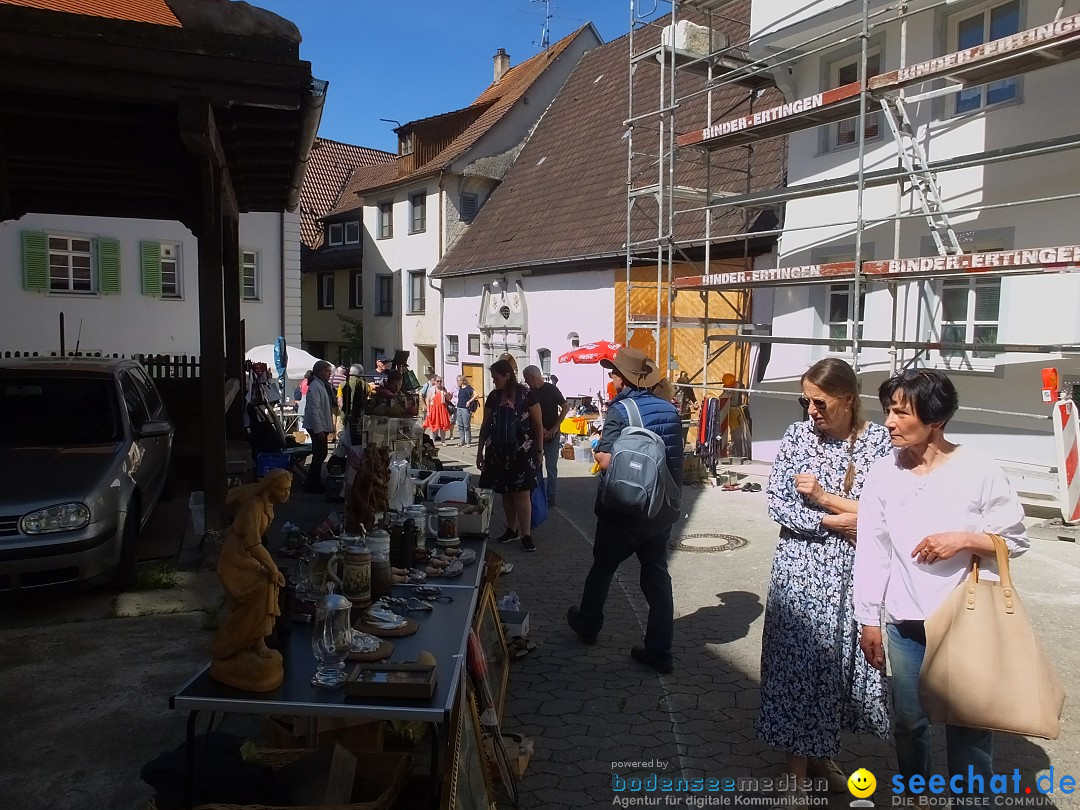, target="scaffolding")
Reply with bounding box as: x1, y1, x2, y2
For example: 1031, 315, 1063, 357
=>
627, 0, 1080, 385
